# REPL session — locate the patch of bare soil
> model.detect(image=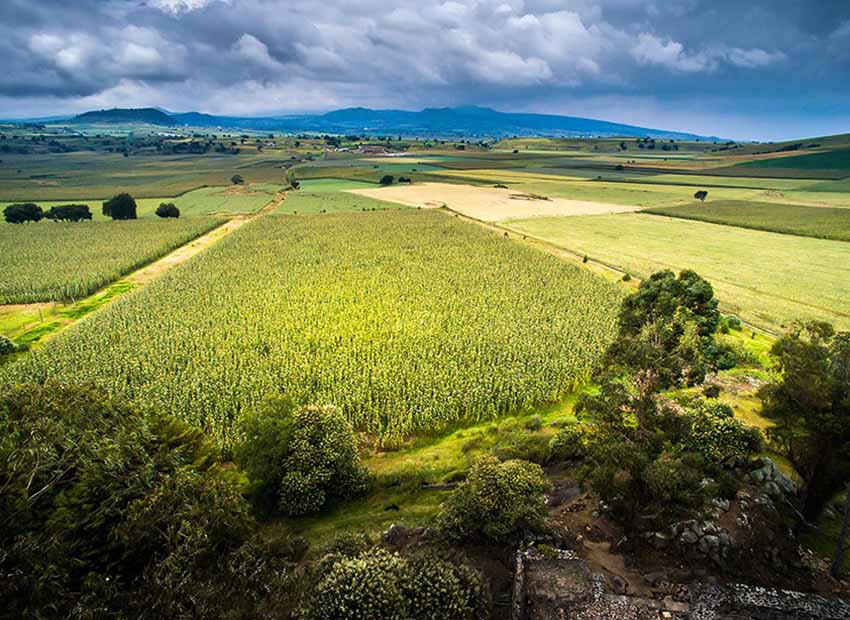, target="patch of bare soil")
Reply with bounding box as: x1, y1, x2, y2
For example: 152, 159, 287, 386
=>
347, 182, 640, 221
